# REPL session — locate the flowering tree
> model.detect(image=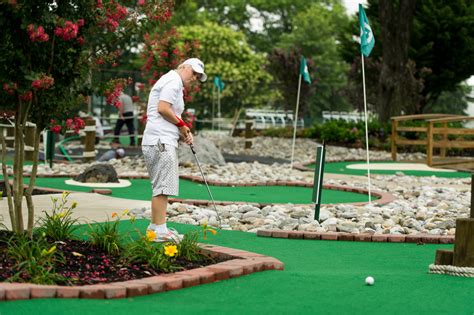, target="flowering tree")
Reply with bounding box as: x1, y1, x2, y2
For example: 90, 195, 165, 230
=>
0, 0, 173, 234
